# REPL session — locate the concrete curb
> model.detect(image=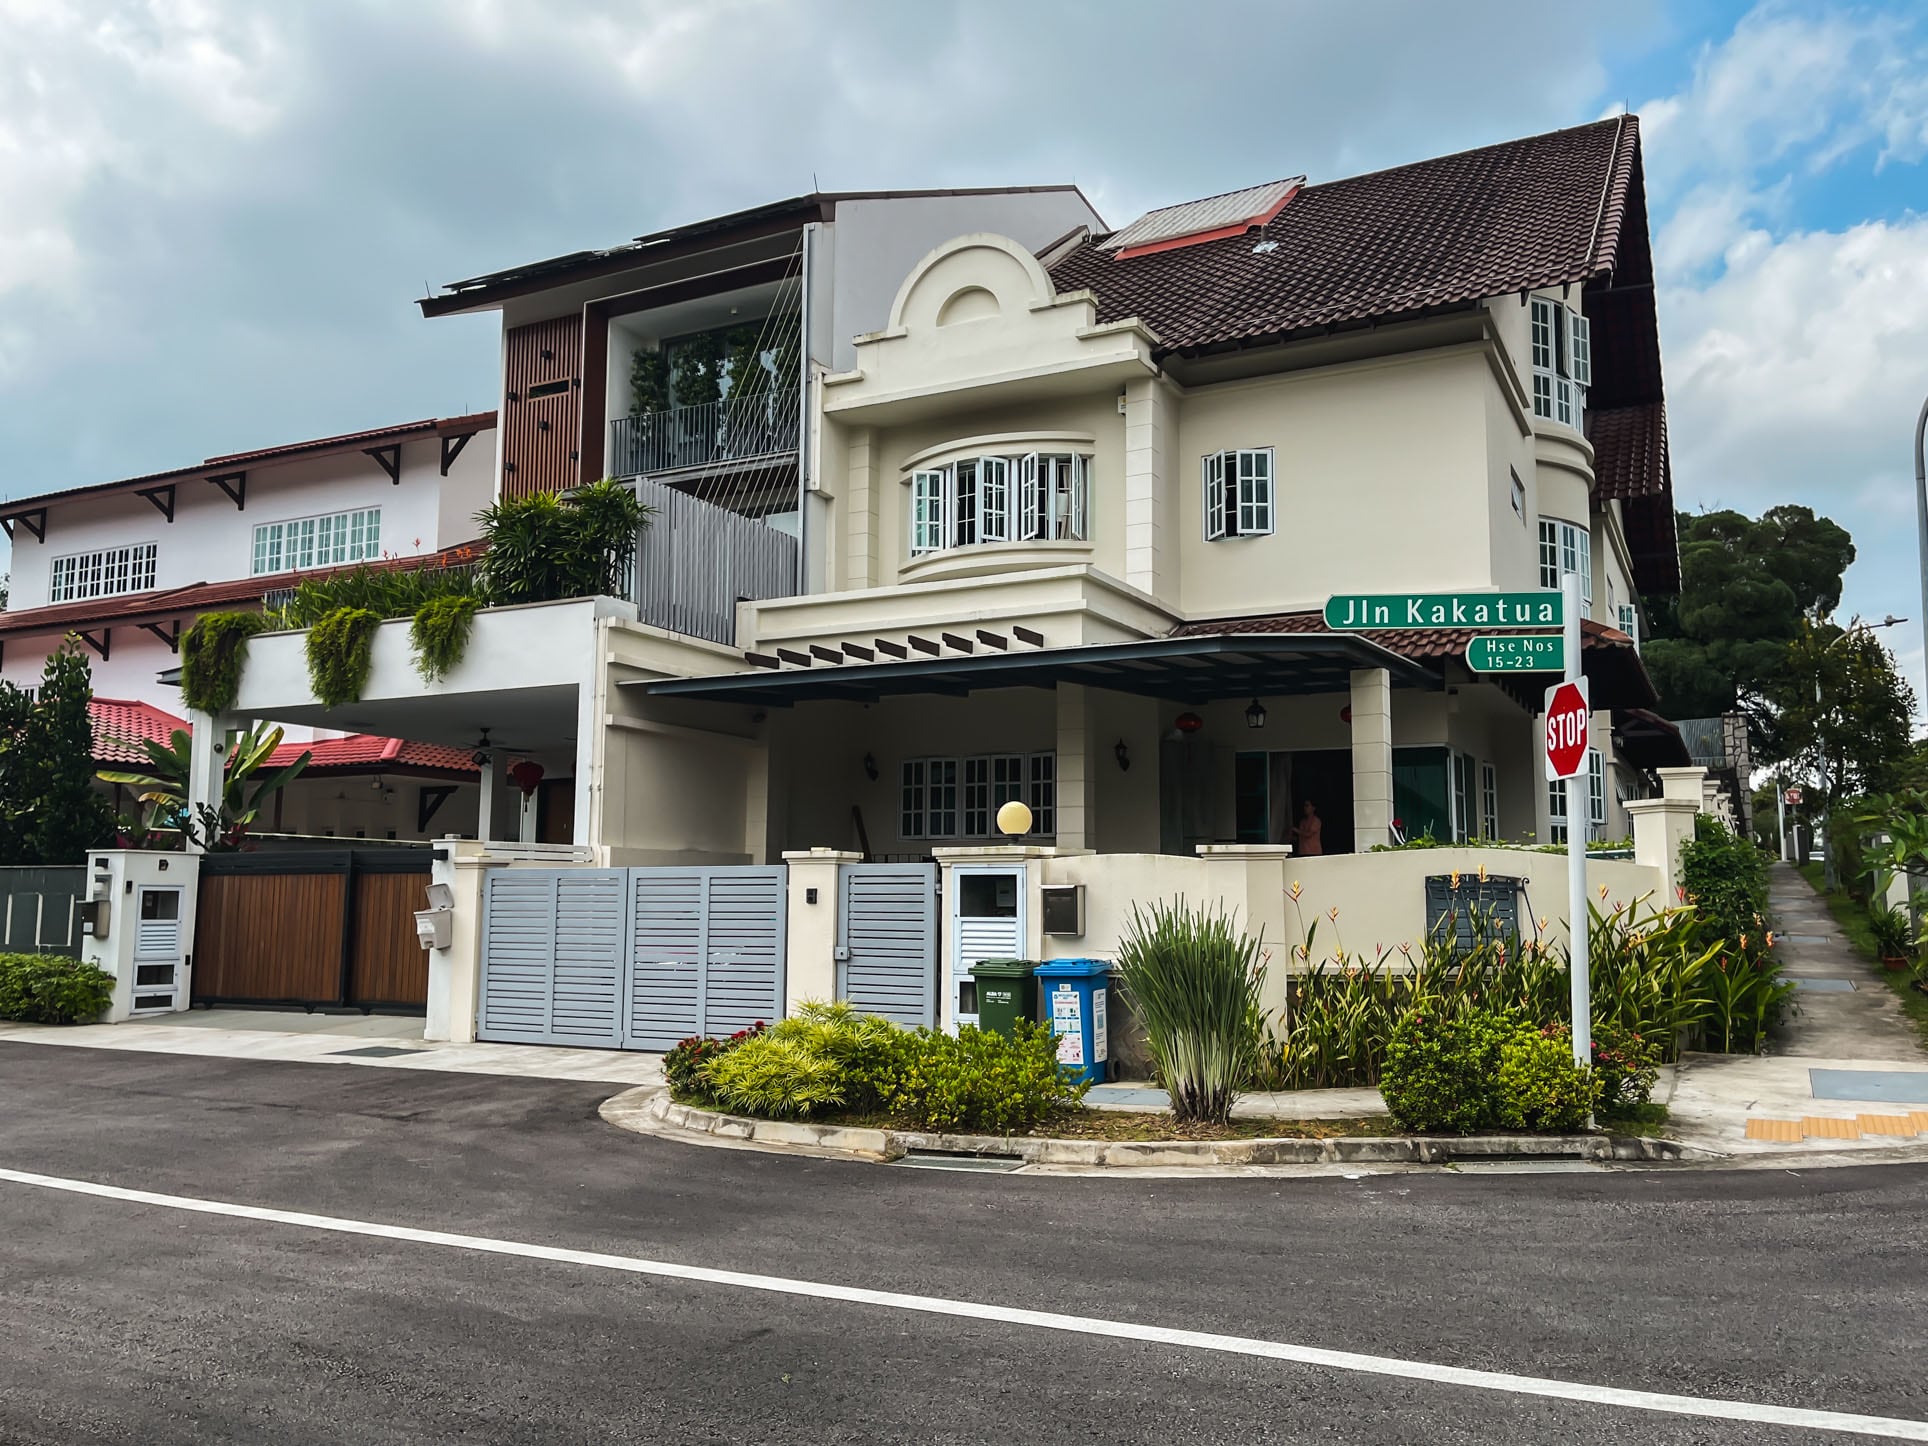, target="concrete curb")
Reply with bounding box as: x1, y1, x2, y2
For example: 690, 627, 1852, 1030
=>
601, 1088, 1698, 1168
